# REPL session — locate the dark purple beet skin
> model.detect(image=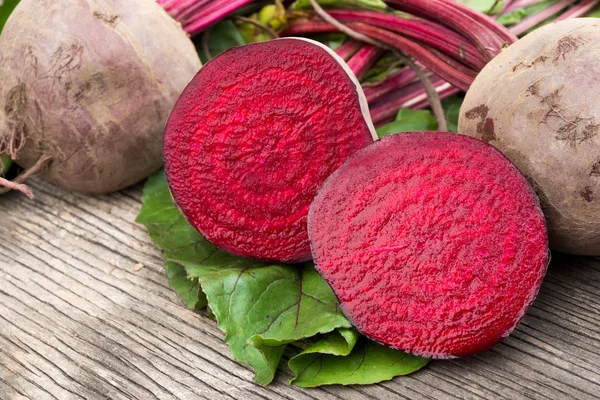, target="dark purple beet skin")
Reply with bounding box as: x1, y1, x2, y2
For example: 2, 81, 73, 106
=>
308, 132, 549, 358
163, 38, 376, 263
